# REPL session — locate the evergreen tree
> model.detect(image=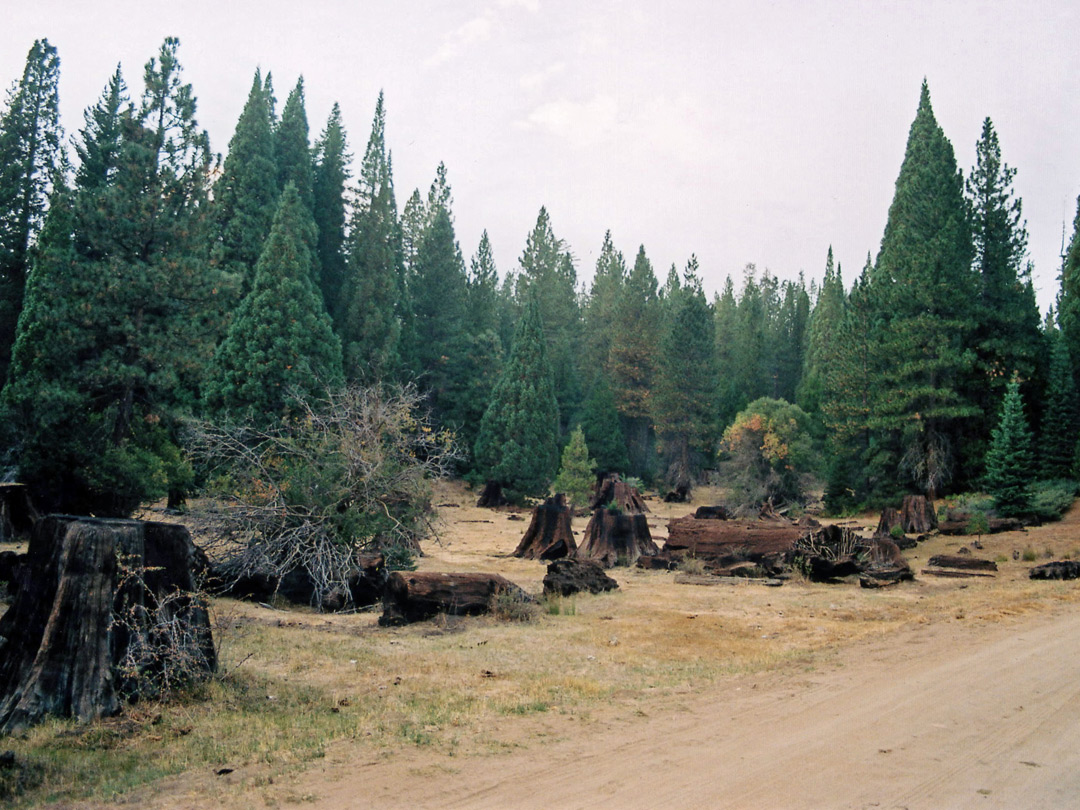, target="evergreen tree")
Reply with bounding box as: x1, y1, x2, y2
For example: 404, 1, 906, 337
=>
551, 425, 596, 508
966, 117, 1042, 449
468, 229, 500, 336
399, 188, 426, 277
207, 183, 342, 420
578, 375, 630, 476
210, 69, 277, 291
474, 296, 559, 499
1039, 325, 1079, 480
713, 275, 741, 426
608, 244, 659, 476
312, 102, 350, 316
1059, 195, 1080, 390
984, 377, 1034, 517
583, 230, 625, 369
273, 77, 313, 213
5, 38, 218, 515
652, 257, 717, 491
798, 248, 845, 419
338, 91, 402, 382
0, 39, 64, 384
74, 65, 126, 192
867, 81, 977, 498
